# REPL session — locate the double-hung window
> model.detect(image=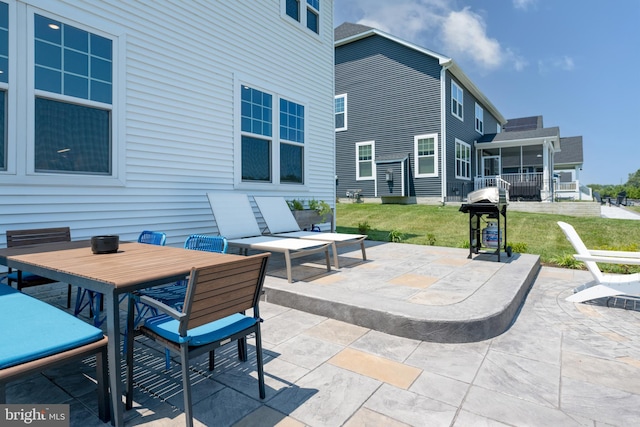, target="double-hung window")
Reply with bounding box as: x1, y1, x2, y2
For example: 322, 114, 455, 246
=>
356, 141, 374, 180
335, 94, 346, 131
33, 13, 113, 175
414, 133, 438, 177
240, 84, 305, 185
283, 0, 320, 34
451, 80, 463, 121
475, 103, 483, 134
455, 139, 471, 180
0, 1, 7, 171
